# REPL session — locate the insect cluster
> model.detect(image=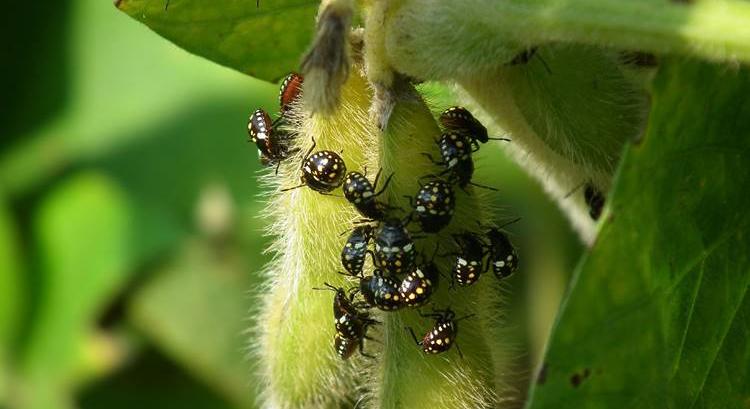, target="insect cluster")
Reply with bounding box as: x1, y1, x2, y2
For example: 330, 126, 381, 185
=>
247, 78, 520, 361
